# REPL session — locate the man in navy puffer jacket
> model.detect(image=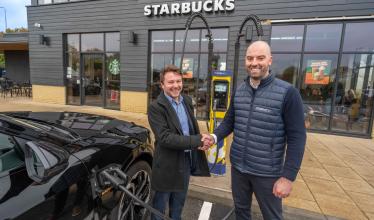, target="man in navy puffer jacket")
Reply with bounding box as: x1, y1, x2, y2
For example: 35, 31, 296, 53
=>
203, 41, 306, 220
